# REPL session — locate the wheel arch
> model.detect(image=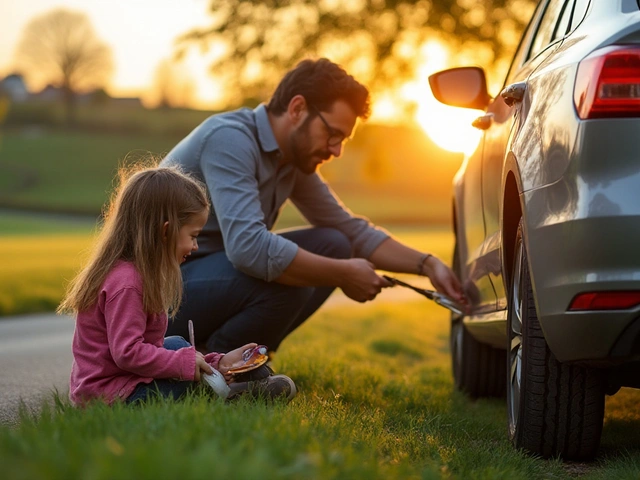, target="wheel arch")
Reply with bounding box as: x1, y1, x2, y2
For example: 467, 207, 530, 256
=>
502, 170, 522, 289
